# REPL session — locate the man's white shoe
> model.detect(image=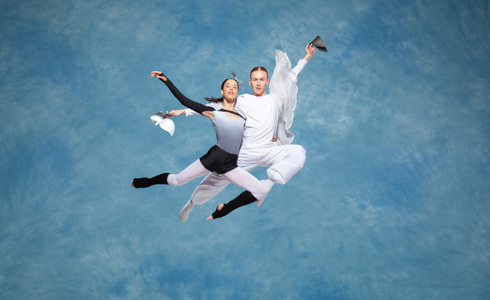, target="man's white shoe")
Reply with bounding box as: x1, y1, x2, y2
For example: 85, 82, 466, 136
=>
179, 200, 195, 222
